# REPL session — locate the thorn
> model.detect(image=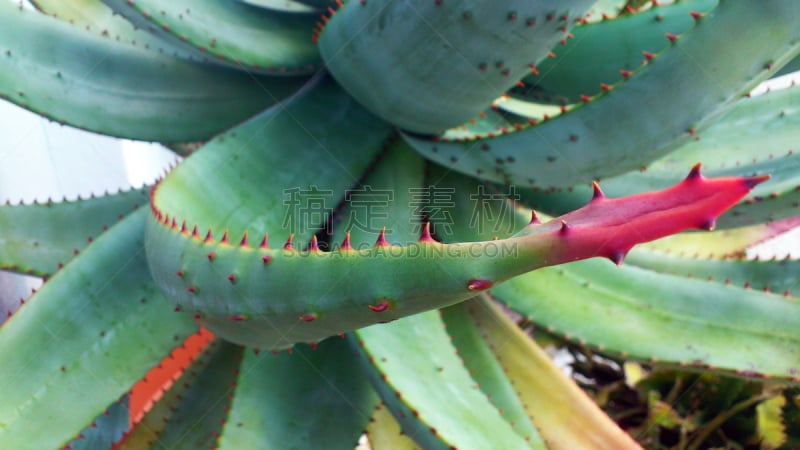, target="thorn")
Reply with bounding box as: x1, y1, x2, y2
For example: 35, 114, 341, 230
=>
299, 313, 317, 322
529, 210, 540, 225
743, 173, 770, 188
191, 225, 200, 239
591, 181, 605, 200
467, 279, 494, 291
228, 314, 246, 321
284, 234, 294, 250
419, 222, 436, 243
204, 228, 214, 243
375, 227, 389, 247
261, 255, 272, 265
686, 163, 703, 180
220, 230, 230, 244
699, 219, 716, 231
341, 232, 352, 250
180, 220, 188, 235
689, 10, 703, 20
608, 250, 626, 266
559, 220, 570, 235
308, 235, 320, 251
187, 285, 197, 294
239, 231, 249, 248
642, 51, 656, 61
620, 69, 633, 78
368, 300, 391, 312
175, 270, 185, 278
207, 252, 216, 262
259, 232, 269, 249
227, 274, 236, 284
